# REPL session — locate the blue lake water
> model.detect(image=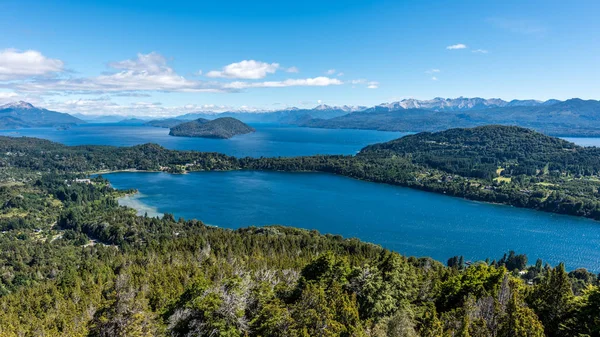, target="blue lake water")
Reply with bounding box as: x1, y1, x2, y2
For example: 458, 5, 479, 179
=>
562, 137, 600, 147
2, 123, 599, 271
0, 124, 405, 157
105, 171, 600, 272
